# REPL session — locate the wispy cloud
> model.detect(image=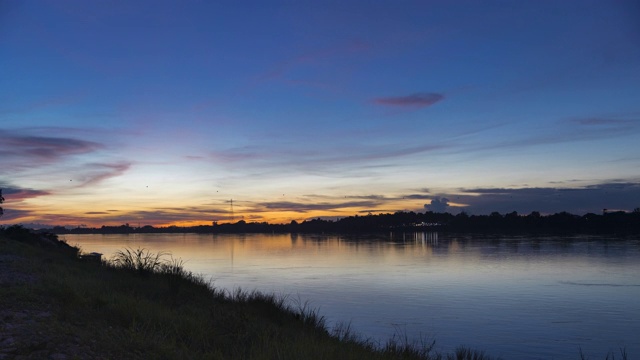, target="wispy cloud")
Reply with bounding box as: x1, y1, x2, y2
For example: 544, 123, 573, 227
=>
260, 40, 371, 82
20, 206, 231, 227
0, 92, 86, 116
0, 129, 132, 193
249, 200, 384, 214
469, 114, 640, 153
0, 208, 35, 222
77, 162, 132, 186
209, 147, 267, 164
355, 209, 398, 214
405, 194, 435, 200
344, 194, 390, 201
0, 186, 51, 202
98, 207, 231, 226
1, 130, 103, 160
372, 93, 444, 108
0, 185, 51, 222
207, 142, 445, 176
569, 116, 639, 127
237, 39, 372, 101
0, 130, 104, 173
